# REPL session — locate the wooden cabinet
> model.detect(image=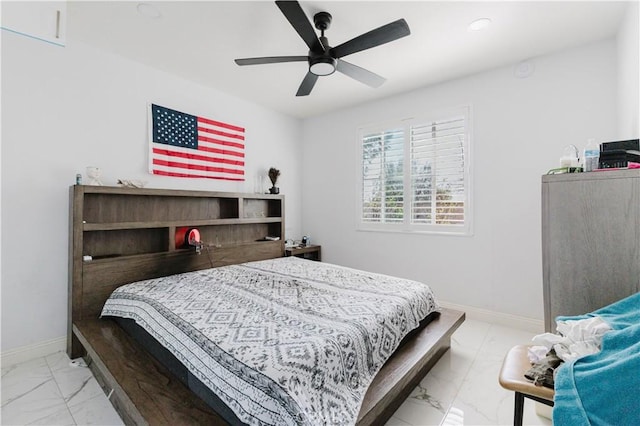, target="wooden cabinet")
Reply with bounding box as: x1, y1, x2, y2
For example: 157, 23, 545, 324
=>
1, 1, 66, 46
541, 170, 640, 332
